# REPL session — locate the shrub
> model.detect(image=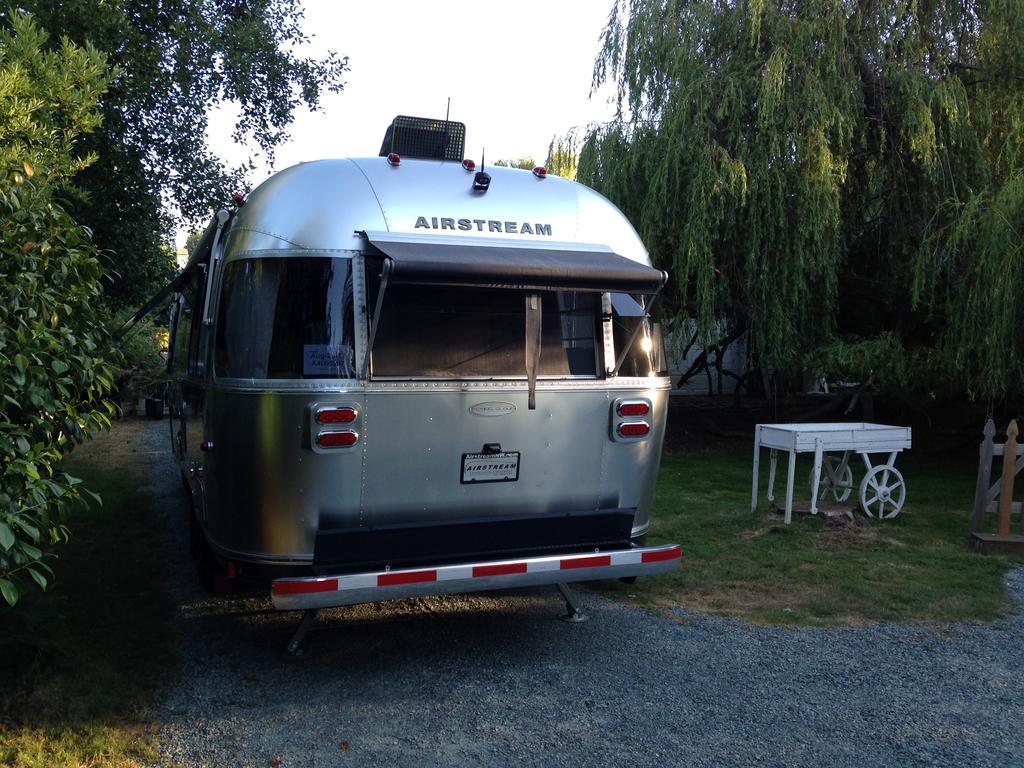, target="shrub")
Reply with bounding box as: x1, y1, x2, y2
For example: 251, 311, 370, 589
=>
0, 12, 117, 606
